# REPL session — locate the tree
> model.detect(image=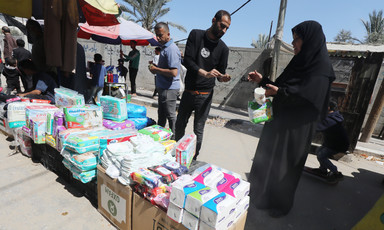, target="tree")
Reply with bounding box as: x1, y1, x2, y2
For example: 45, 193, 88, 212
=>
334, 29, 354, 43
251, 34, 269, 49
361, 10, 384, 44
119, 0, 186, 33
